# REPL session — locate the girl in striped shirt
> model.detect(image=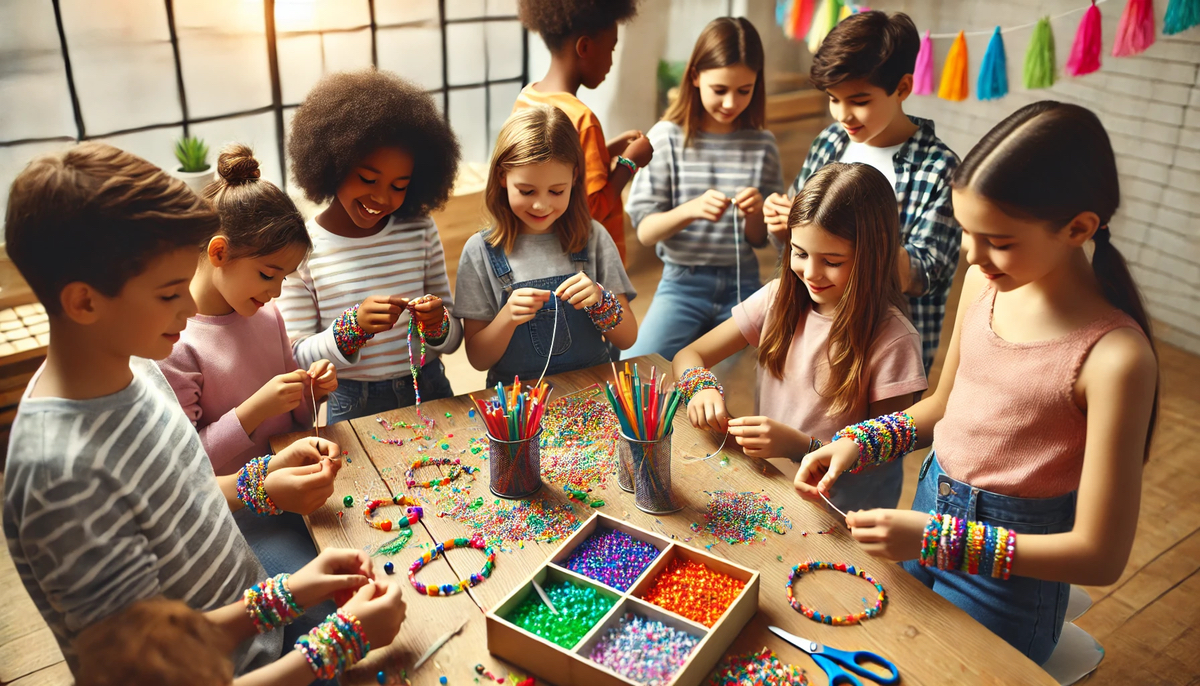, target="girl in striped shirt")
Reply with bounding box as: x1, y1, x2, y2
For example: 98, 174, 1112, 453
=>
280, 69, 464, 424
